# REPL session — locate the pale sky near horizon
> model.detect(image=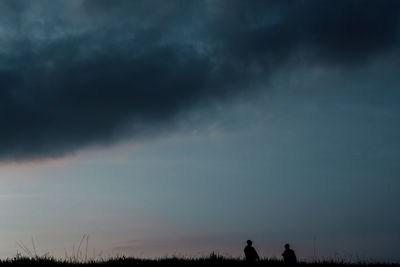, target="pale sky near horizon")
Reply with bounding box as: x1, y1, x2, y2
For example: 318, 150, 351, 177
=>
1, 0, 400, 262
